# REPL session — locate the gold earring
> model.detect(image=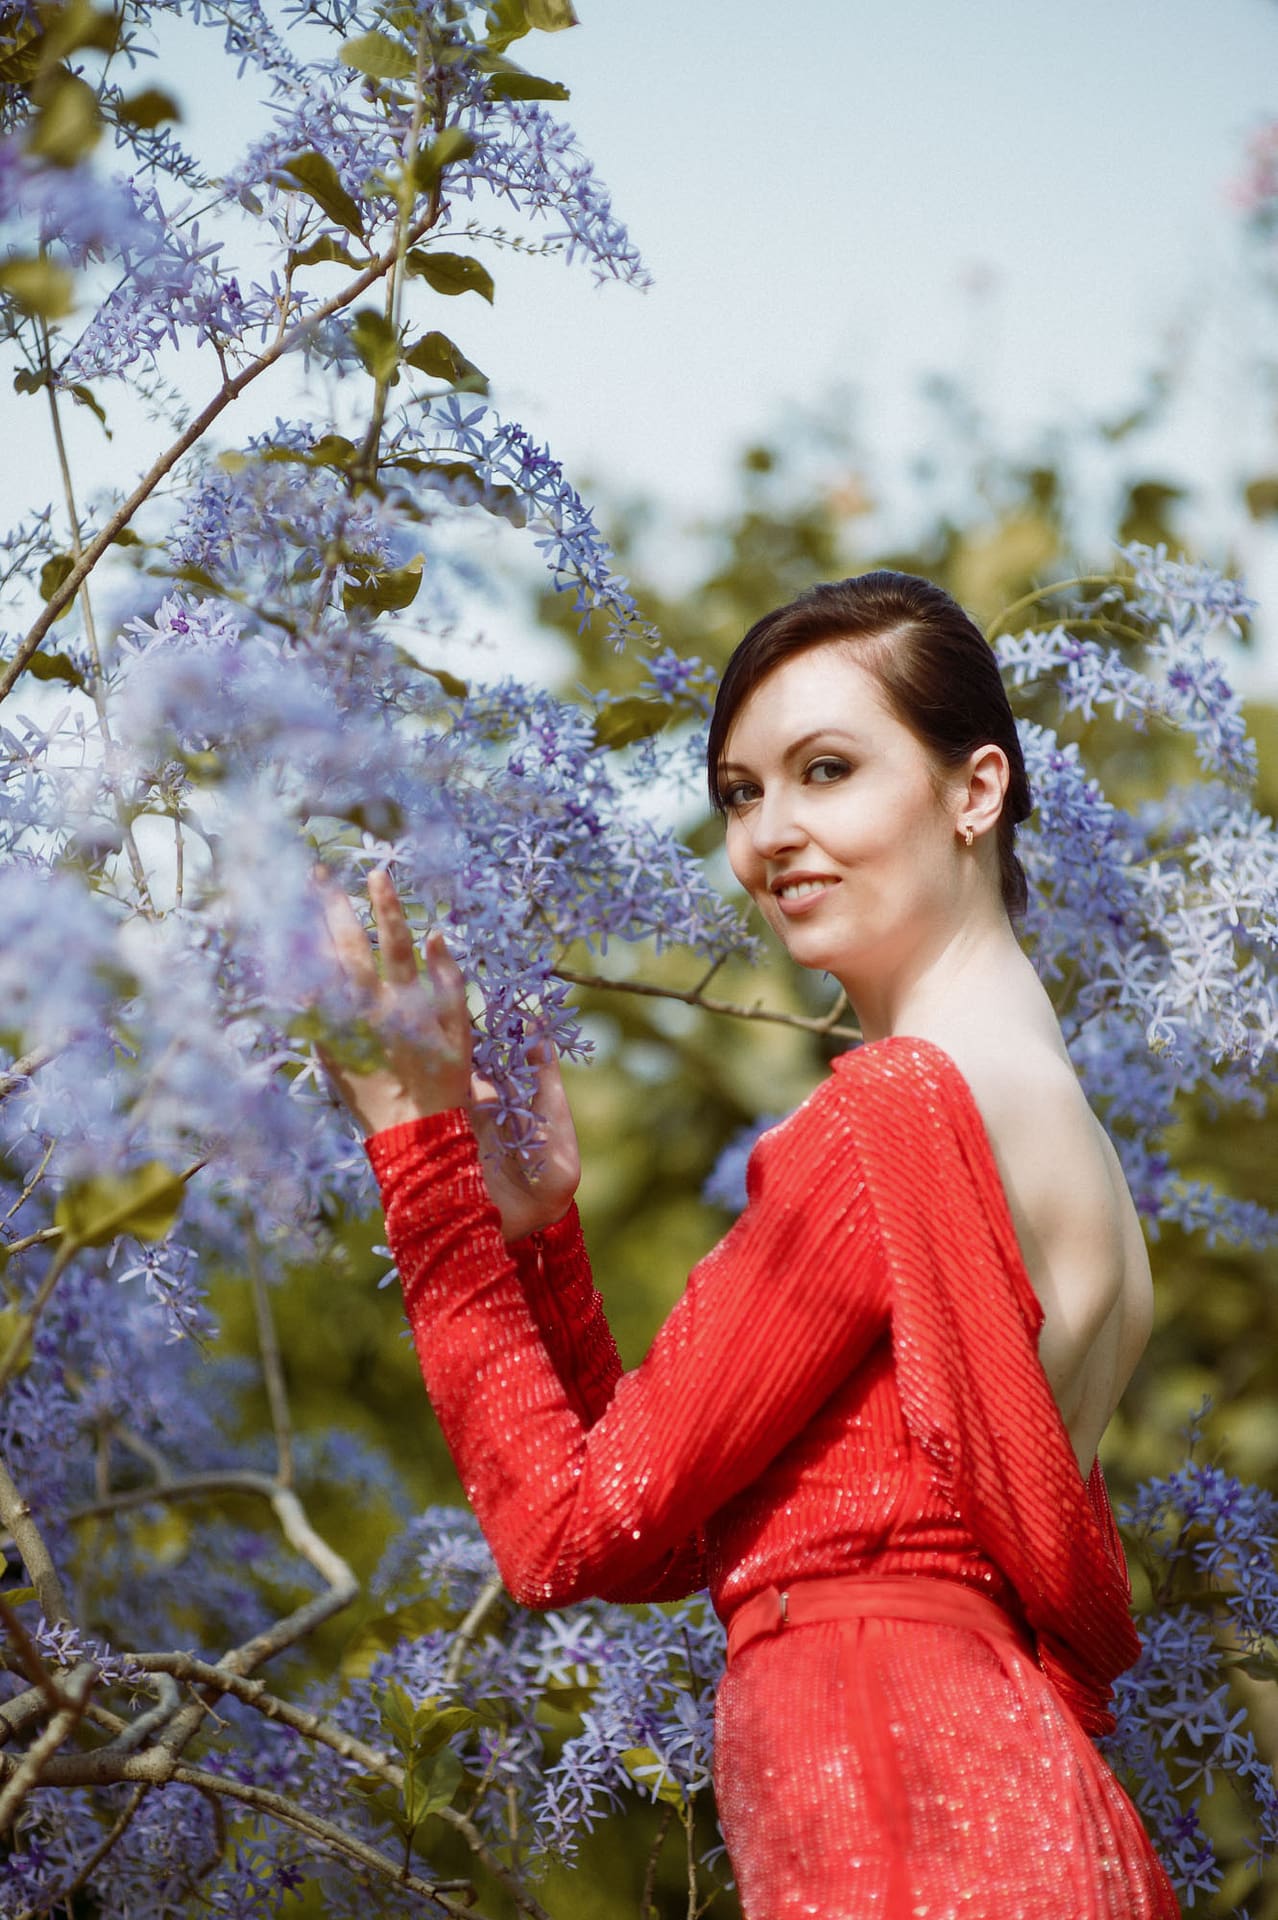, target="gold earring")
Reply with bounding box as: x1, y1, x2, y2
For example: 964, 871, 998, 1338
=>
962, 825, 974, 849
